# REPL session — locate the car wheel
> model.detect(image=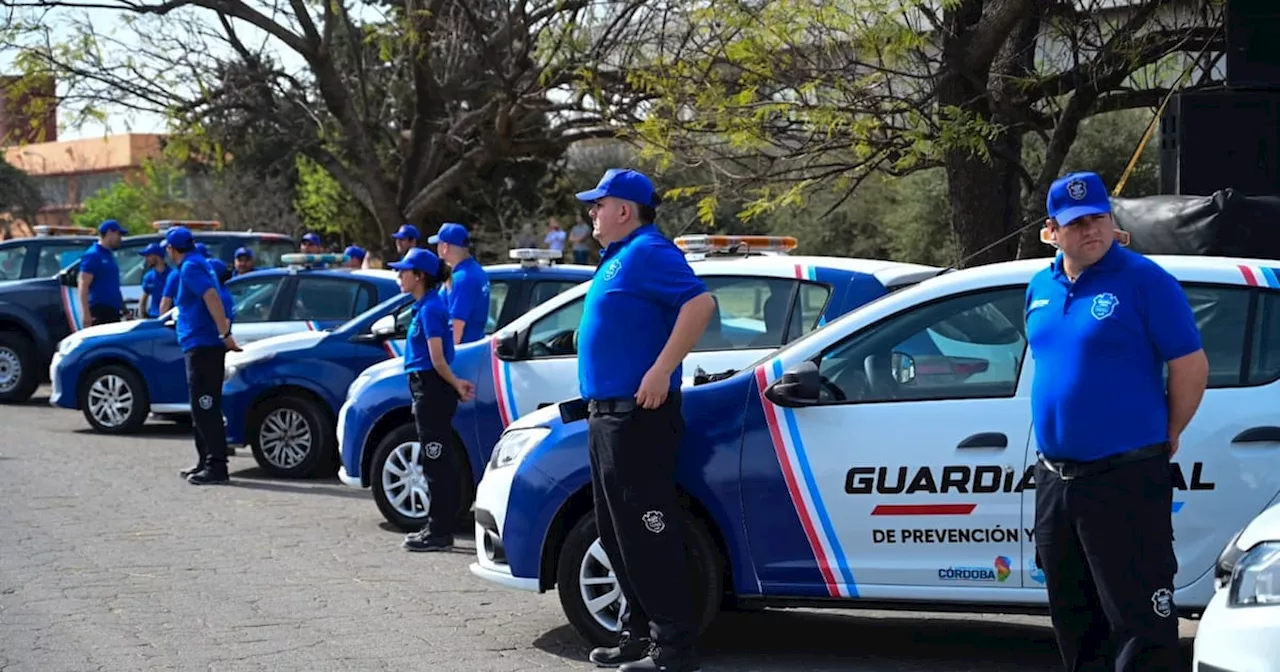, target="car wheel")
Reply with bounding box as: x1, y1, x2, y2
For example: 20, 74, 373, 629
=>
555, 510, 722, 648
370, 423, 474, 533
249, 394, 335, 479
0, 331, 39, 404
78, 364, 150, 434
